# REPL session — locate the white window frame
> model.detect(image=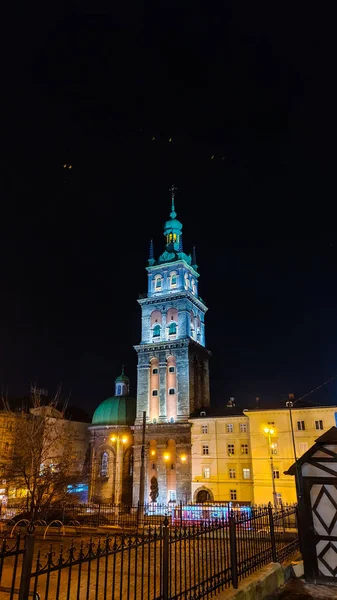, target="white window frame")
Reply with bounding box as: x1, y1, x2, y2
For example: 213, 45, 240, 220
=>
201, 425, 208, 434
202, 467, 210, 479
298, 442, 308, 455
229, 468, 236, 479
226, 423, 234, 433
227, 444, 235, 456
243, 468, 251, 479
